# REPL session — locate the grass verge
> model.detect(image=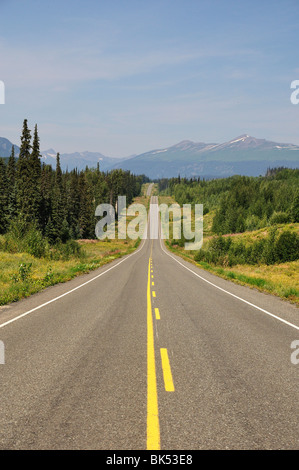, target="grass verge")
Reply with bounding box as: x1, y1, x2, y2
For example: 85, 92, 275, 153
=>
163, 240, 299, 305
158, 194, 299, 306
0, 188, 152, 307
0, 237, 141, 306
